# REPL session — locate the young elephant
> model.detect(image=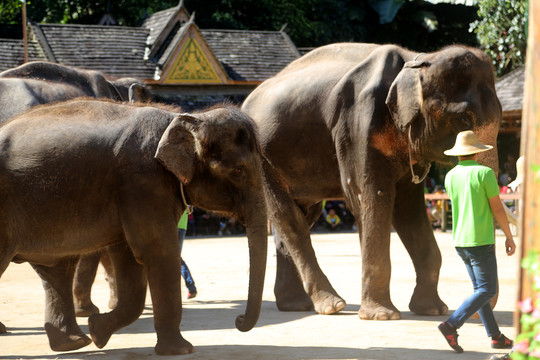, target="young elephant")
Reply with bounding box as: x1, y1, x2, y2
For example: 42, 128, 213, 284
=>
0, 61, 152, 329
0, 100, 267, 355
